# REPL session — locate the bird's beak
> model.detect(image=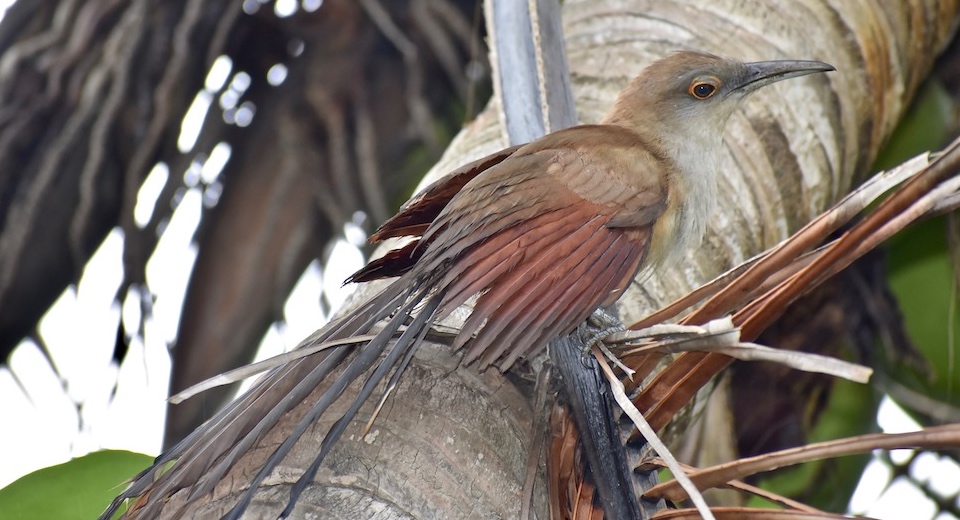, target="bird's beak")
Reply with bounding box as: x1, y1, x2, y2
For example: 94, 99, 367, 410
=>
734, 59, 835, 93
